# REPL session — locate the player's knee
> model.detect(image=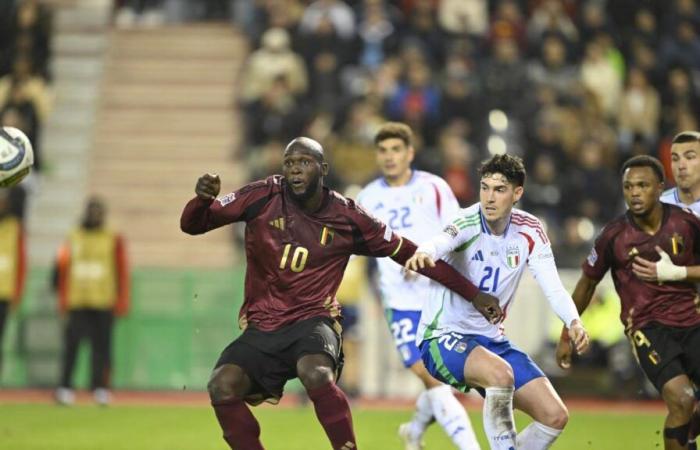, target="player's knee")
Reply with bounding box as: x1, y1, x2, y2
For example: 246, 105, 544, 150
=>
665, 388, 696, 420
207, 366, 248, 402
542, 405, 569, 430
485, 364, 514, 388
299, 365, 335, 391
